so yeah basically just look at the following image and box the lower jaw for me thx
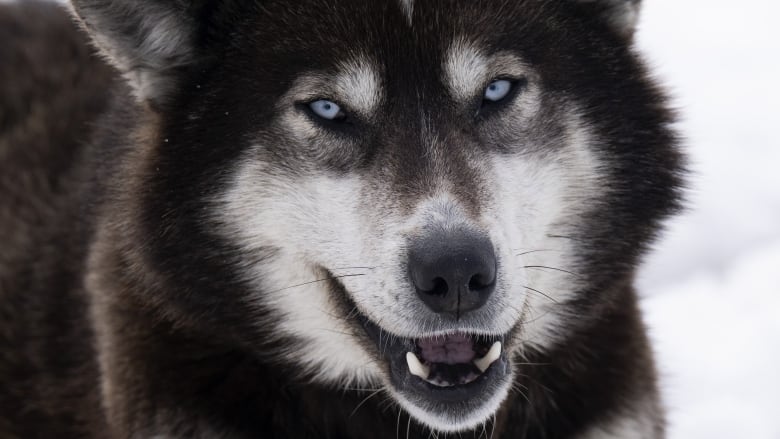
[390,354,511,403]
[390,359,514,433]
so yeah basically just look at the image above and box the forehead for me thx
[245,0,550,69]
[238,0,556,109]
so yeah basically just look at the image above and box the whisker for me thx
[511,381,531,394]
[518,309,554,326]
[511,384,532,405]
[267,273,366,295]
[515,371,554,395]
[514,249,559,257]
[346,306,362,320]
[546,234,584,243]
[349,388,384,418]
[396,407,402,439]
[522,265,580,277]
[378,395,397,412]
[311,328,355,337]
[330,266,378,271]
[522,285,559,304]
[341,386,383,392]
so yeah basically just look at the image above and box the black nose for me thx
[408,230,497,317]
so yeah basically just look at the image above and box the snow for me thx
[635,1,780,437]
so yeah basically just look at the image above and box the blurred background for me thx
[2,0,778,436]
[635,0,780,437]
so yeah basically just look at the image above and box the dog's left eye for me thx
[483,79,513,102]
[308,99,346,121]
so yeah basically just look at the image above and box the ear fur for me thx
[574,0,642,38]
[69,0,200,105]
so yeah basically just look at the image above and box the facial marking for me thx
[334,57,383,117]
[284,55,382,124]
[220,163,378,385]
[444,39,490,102]
[444,38,533,106]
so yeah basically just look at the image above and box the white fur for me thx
[444,39,490,102]
[221,166,379,385]
[503,116,607,351]
[334,57,383,116]
[284,56,382,120]
[394,382,511,433]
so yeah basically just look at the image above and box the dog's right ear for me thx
[572,0,642,38]
[70,0,204,106]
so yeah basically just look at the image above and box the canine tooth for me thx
[473,341,502,373]
[406,352,430,380]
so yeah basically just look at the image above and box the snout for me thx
[344,227,511,428]
[408,229,497,317]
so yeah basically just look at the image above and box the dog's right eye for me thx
[308,99,347,121]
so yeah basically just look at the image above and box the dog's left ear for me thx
[573,0,642,38]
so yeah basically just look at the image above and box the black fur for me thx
[0,0,683,437]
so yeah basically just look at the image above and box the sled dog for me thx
[0,0,683,437]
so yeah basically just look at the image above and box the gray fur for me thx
[576,0,643,36]
[69,0,197,103]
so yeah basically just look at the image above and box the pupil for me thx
[323,103,332,110]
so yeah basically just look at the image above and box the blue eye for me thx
[309,99,345,120]
[483,79,513,102]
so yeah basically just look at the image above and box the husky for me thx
[0,0,683,437]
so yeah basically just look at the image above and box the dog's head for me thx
[74,0,681,432]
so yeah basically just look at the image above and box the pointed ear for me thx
[574,0,642,38]
[69,0,203,106]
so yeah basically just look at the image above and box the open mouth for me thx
[358,314,511,406]
[325,273,513,427]
[406,334,503,387]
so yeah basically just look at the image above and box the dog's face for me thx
[73,0,681,432]
[218,12,599,429]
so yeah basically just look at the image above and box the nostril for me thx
[468,273,494,292]
[429,277,448,296]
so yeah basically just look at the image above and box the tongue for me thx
[417,334,476,364]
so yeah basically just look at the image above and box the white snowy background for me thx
[4,0,778,436]
[635,1,780,437]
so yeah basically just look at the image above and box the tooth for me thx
[406,352,430,380]
[474,341,502,373]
